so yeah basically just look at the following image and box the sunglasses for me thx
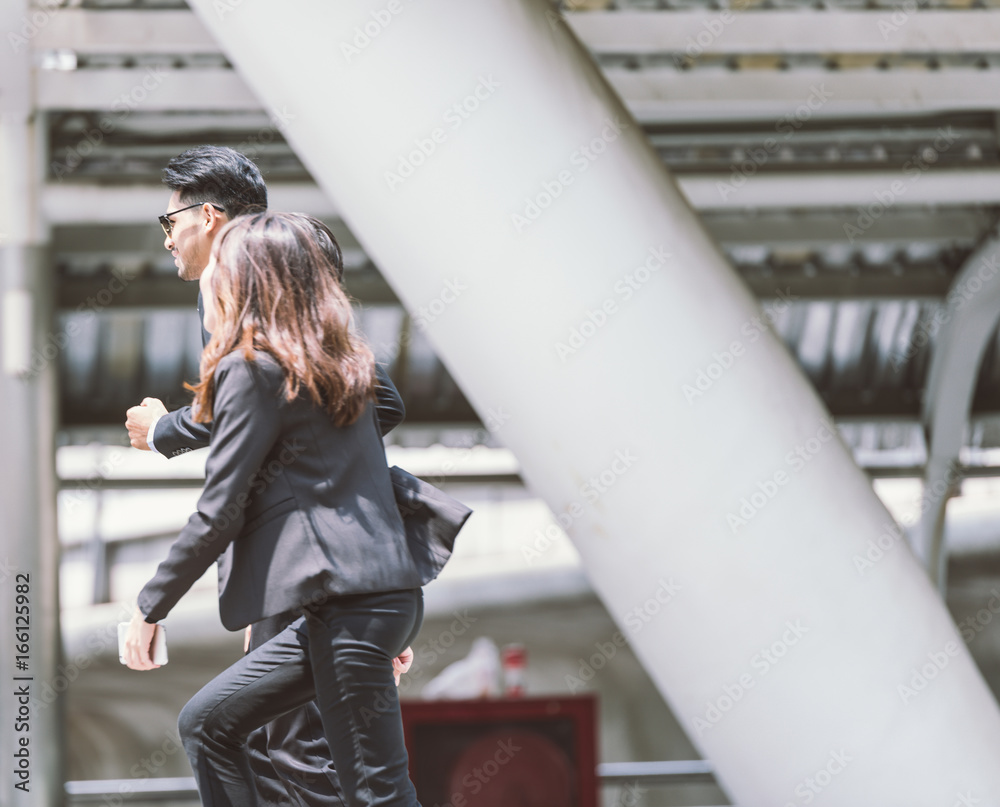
[159,202,225,237]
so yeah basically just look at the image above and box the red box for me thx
[401,695,598,807]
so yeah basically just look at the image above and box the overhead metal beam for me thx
[742,265,953,300]
[56,268,398,310]
[37,64,1000,123]
[33,9,1000,57]
[30,10,1000,122]
[42,183,333,224]
[683,168,1000,210]
[34,10,216,54]
[36,68,259,112]
[54,263,953,310]
[566,10,1000,55]
[706,209,989,249]
[40,170,1000,223]
[57,275,198,310]
[605,67,1000,122]
[50,210,990,253]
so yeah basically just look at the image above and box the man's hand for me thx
[126,397,168,450]
[393,646,414,686]
[123,605,161,671]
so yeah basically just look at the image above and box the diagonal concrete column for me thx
[188,0,1000,802]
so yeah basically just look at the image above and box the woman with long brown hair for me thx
[122,211,424,806]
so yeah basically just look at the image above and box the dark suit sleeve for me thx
[152,405,212,458]
[151,291,212,457]
[374,362,405,437]
[137,357,282,623]
[153,364,399,456]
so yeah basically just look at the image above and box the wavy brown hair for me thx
[188,212,375,425]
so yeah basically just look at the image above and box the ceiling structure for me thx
[28,0,1000,476]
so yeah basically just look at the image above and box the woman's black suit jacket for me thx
[137,350,425,631]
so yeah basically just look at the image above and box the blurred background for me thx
[6,0,1000,805]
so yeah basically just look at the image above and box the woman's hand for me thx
[392,646,414,686]
[244,625,252,653]
[123,605,162,671]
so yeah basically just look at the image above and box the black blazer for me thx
[137,350,424,630]
[153,362,404,457]
[152,291,405,457]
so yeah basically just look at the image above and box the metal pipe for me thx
[915,235,1000,592]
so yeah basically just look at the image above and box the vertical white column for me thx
[188,0,1000,802]
[0,3,63,804]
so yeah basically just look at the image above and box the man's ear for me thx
[204,204,228,234]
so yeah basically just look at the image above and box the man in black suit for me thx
[125,146,404,806]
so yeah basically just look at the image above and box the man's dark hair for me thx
[162,146,267,219]
[304,215,345,285]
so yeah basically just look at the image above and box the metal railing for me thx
[66,761,727,803]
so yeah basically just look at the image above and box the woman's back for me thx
[208,349,423,630]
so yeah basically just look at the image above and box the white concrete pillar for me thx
[0,4,64,804]
[187,0,1000,802]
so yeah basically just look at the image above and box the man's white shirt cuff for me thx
[147,416,162,455]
